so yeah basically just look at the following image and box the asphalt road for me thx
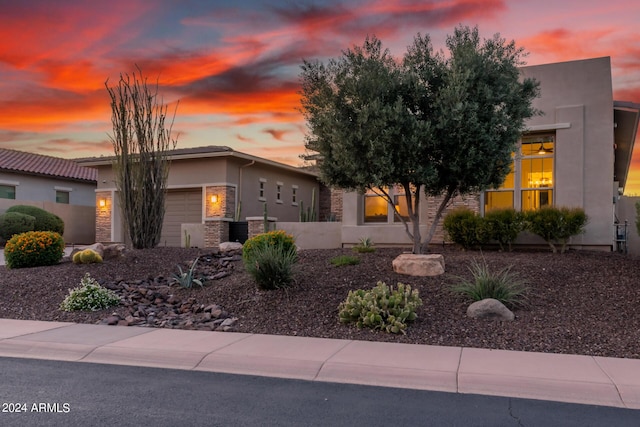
[1,357,638,426]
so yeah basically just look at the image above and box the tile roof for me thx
[0,148,97,182]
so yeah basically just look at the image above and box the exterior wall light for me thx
[99,199,106,207]
[210,195,219,203]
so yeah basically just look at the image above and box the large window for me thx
[364,186,412,223]
[485,133,554,212]
[0,184,16,199]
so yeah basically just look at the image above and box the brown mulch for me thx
[1,246,639,359]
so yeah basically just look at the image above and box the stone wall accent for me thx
[247,216,277,238]
[204,219,230,248]
[205,185,236,219]
[425,193,480,243]
[96,191,112,243]
[319,185,343,222]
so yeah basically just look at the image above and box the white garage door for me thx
[160,189,202,247]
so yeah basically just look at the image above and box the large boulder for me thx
[219,241,243,252]
[103,244,126,260]
[467,298,514,321]
[392,253,445,276]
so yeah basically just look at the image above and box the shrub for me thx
[338,281,422,334]
[244,243,297,290]
[524,206,588,253]
[72,249,103,264]
[242,230,296,263]
[484,208,525,252]
[0,211,35,241]
[352,237,376,253]
[4,231,65,269]
[60,273,121,311]
[171,257,203,288]
[6,205,64,235]
[443,207,489,250]
[451,258,528,308]
[331,255,360,266]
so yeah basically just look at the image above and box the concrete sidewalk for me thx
[0,319,639,409]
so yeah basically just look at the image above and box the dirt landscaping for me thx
[1,245,639,359]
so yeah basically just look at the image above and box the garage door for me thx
[160,189,202,247]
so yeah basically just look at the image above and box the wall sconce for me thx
[99,199,106,208]
[210,194,219,203]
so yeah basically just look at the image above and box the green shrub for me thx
[451,258,528,308]
[0,211,35,241]
[331,255,360,266]
[244,243,297,290]
[6,205,64,235]
[524,206,588,253]
[242,230,296,263]
[4,231,65,269]
[338,281,422,334]
[484,208,525,252]
[443,207,489,250]
[72,249,103,264]
[60,273,120,311]
[352,237,376,253]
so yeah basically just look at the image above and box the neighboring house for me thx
[338,57,640,251]
[77,146,320,247]
[0,148,97,244]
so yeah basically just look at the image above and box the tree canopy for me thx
[300,26,540,253]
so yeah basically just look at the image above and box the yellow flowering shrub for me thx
[242,230,295,261]
[4,231,65,269]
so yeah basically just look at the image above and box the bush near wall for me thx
[524,206,588,254]
[242,230,297,290]
[442,207,489,250]
[6,205,64,235]
[0,212,36,242]
[4,231,65,269]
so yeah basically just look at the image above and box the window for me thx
[364,186,413,223]
[292,185,298,205]
[0,184,16,199]
[276,182,283,203]
[485,133,555,212]
[259,178,266,201]
[56,190,70,204]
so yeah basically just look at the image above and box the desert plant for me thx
[352,236,376,253]
[338,281,422,334]
[60,273,121,311]
[524,206,588,253]
[72,249,103,264]
[171,257,203,288]
[242,230,296,262]
[244,243,297,290]
[451,258,528,308]
[443,207,489,250]
[484,208,525,252]
[4,231,65,269]
[330,255,360,266]
[0,211,35,241]
[183,230,191,248]
[299,188,317,222]
[6,205,64,235]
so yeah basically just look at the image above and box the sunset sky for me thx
[1,1,639,191]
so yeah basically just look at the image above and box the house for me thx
[77,146,320,247]
[337,57,640,251]
[0,148,97,244]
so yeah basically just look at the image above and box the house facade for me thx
[337,57,640,251]
[78,146,319,247]
[0,148,97,244]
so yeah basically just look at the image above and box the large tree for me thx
[300,26,539,253]
[105,69,178,249]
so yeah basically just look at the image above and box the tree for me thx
[105,69,177,249]
[300,26,539,253]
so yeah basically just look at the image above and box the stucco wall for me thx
[275,222,342,249]
[0,172,96,206]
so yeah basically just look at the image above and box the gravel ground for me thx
[1,245,639,359]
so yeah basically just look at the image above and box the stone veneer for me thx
[204,219,231,248]
[247,216,277,238]
[95,191,112,243]
[205,185,236,219]
[319,185,343,222]
[426,193,481,242]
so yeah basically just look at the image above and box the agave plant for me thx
[171,257,203,288]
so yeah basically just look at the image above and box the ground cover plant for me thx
[1,246,640,359]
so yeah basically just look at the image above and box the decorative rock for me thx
[219,241,243,252]
[103,244,126,260]
[467,298,515,321]
[392,253,445,276]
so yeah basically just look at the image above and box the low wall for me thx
[275,222,342,249]
[615,196,640,255]
[0,200,95,244]
[181,223,205,248]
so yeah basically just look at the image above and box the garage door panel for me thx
[160,190,202,247]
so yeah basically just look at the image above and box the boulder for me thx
[103,244,126,260]
[392,253,445,276]
[219,241,243,252]
[467,298,514,321]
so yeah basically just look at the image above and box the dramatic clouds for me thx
[0,0,639,189]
